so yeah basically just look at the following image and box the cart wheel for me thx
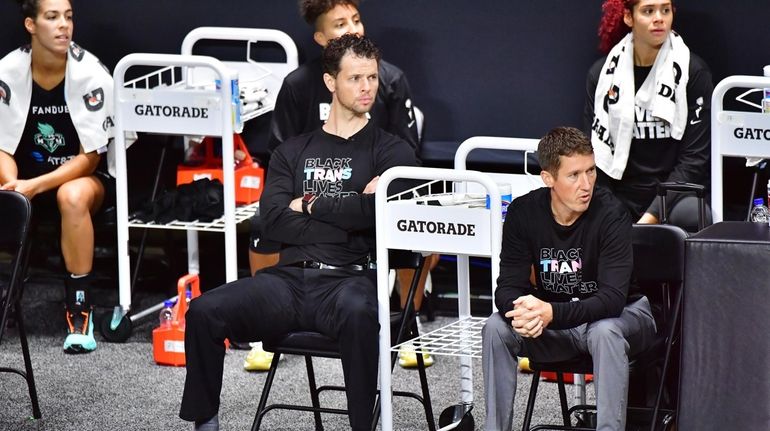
[438,404,475,431]
[99,312,132,343]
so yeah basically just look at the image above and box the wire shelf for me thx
[128,201,259,232]
[391,316,487,359]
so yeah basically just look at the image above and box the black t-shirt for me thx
[268,57,419,155]
[495,186,636,330]
[584,54,713,220]
[261,121,418,266]
[16,80,81,179]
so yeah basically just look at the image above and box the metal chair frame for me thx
[0,190,41,419]
[251,251,435,431]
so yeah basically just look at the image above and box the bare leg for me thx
[57,176,104,275]
[398,253,440,311]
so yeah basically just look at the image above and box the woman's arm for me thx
[1,146,100,199]
[0,150,18,185]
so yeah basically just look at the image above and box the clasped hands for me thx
[505,294,553,338]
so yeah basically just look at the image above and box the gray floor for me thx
[0,276,585,431]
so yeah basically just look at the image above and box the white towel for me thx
[0,42,133,176]
[591,32,690,179]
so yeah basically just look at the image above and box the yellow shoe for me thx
[519,357,532,373]
[397,343,434,369]
[243,345,275,371]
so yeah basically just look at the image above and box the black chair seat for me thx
[263,331,338,357]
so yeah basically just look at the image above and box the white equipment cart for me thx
[105,28,297,341]
[375,137,542,430]
[711,74,770,222]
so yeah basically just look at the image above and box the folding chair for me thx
[0,190,41,419]
[252,250,435,431]
[521,223,688,431]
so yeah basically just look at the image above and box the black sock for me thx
[64,273,92,311]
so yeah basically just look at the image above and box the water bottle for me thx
[159,300,174,329]
[185,290,192,307]
[749,198,769,223]
[762,64,770,114]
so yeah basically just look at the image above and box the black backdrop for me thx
[2,1,768,141]
[1,0,768,211]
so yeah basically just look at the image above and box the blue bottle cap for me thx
[754,198,764,206]
[163,300,174,308]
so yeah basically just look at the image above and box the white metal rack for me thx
[108,28,297,337]
[711,74,770,222]
[375,137,541,430]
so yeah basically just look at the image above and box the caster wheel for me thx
[438,404,474,431]
[100,311,132,342]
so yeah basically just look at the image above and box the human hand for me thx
[504,295,553,338]
[363,176,379,194]
[1,179,39,199]
[637,212,659,224]
[289,196,303,212]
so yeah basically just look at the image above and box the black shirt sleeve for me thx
[267,79,303,153]
[646,55,713,217]
[494,200,535,318]
[584,58,604,137]
[260,145,348,245]
[383,69,419,153]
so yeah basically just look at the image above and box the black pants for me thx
[179,266,379,431]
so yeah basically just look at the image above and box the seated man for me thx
[246,0,434,371]
[179,34,418,431]
[482,127,657,431]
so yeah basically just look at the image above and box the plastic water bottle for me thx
[159,300,174,329]
[762,64,770,113]
[749,198,769,223]
[185,290,192,307]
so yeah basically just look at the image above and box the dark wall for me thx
[2,1,768,144]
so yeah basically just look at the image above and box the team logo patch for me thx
[69,42,84,61]
[0,80,10,105]
[34,123,65,153]
[83,88,104,112]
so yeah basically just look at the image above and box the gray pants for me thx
[482,297,656,431]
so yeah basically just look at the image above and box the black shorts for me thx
[30,171,115,224]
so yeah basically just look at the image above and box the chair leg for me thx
[305,355,324,431]
[556,373,571,426]
[650,287,684,431]
[521,370,541,431]
[415,345,436,431]
[15,304,41,419]
[251,352,283,431]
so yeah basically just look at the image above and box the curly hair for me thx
[537,127,593,175]
[597,0,676,53]
[322,33,380,77]
[298,0,360,26]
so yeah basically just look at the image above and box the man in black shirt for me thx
[180,34,418,431]
[247,0,431,372]
[482,127,656,431]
